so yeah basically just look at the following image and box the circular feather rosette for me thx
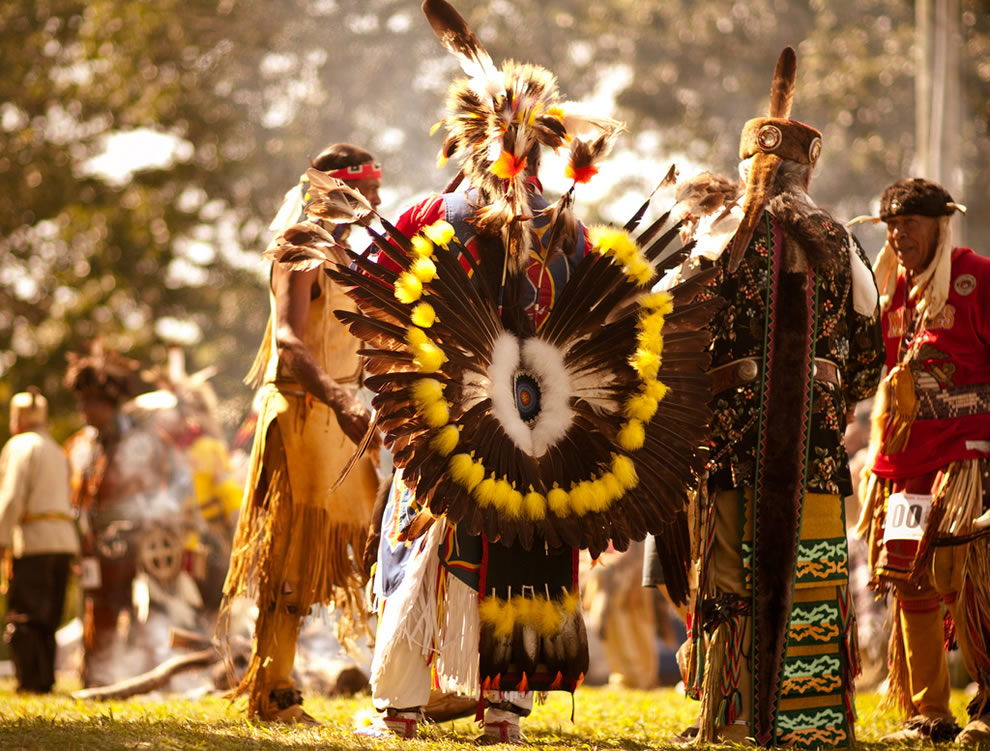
[323,199,719,593]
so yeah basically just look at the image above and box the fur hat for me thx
[871,177,966,318]
[879,178,960,220]
[728,47,821,272]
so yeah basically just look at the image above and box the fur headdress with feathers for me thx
[728,46,822,272]
[424,0,624,272]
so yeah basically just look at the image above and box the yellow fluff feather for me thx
[547,485,570,516]
[406,326,427,347]
[523,490,547,520]
[411,257,438,283]
[630,348,661,380]
[411,235,434,259]
[492,478,514,511]
[569,480,592,516]
[411,302,437,328]
[640,291,674,314]
[475,475,497,507]
[600,472,623,503]
[430,425,460,456]
[450,453,481,491]
[505,487,524,519]
[394,272,423,304]
[624,393,659,422]
[412,378,444,406]
[612,454,639,489]
[422,400,450,428]
[423,220,455,248]
[643,379,669,402]
[413,341,446,373]
[618,419,646,451]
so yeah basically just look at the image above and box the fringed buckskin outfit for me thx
[224,273,378,719]
[221,237,379,720]
[857,178,990,743]
[685,48,884,749]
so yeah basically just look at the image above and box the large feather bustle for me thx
[316,214,716,560]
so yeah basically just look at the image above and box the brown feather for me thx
[768,46,797,119]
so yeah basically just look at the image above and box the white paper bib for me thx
[882,492,933,544]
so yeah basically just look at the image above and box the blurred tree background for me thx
[2,0,988,445]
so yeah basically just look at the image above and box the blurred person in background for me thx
[856,177,990,745]
[217,141,381,724]
[0,388,80,693]
[65,343,194,688]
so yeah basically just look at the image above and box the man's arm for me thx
[272,263,370,444]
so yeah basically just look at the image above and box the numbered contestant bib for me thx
[882,492,933,544]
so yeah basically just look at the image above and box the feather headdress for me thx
[269,174,721,605]
[424,0,624,273]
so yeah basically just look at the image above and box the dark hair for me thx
[312,143,376,172]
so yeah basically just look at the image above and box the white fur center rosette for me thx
[488,332,574,458]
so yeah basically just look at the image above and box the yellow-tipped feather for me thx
[624,393,659,422]
[422,400,450,428]
[394,272,423,304]
[423,220,455,248]
[523,490,547,520]
[450,452,481,491]
[431,425,460,456]
[411,302,437,328]
[618,419,646,451]
[569,480,592,516]
[411,257,438,283]
[411,235,434,259]
[630,348,661,380]
[643,379,669,402]
[475,475,498,507]
[547,485,569,516]
[612,454,639,489]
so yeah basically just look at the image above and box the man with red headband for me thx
[857,177,990,745]
[219,143,382,724]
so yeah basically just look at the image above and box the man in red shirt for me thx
[858,178,990,744]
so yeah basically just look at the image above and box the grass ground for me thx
[0,679,977,751]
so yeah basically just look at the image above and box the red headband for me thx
[328,161,382,181]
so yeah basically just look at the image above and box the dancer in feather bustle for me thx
[676,48,883,747]
[266,0,717,741]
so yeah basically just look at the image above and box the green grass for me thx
[0,680,976,750]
